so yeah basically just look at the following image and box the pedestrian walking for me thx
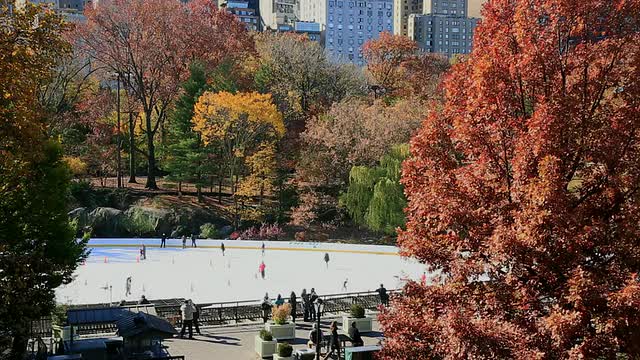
[221,242,225,256]
[259,261,266,279]
[191,234,197,248]
[323,321,341,360]
[301,288,310,322]
[324,252,330,268]
[160,233,166,248]
[376,284,389,306]
[189,300,201,335]
[179,300,194,339]
[125,276,132,297]
[181,235,187,249]
[261,293,272,324]
[289,291,297,323]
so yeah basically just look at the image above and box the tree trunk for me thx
[128,112,137,183]
[10,321,28,360]
[218,177,223,204]
[178,181,182,197]
[145,112,158,190]
[197,185,203,203]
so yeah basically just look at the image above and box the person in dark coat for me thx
[323,321,341,360]
[138,295,150,305]
[301,289,309,322]
[189,299,201,335]
[221,242,225,256]
[309,288,318,321]
[191,234,197,248]
[289,291,297,323]
[376,284,389,306]
[160,233,166,248]
[324,252,330,268]
[275,294,284,307]
[348,322,364,347]
[261,293,272,323]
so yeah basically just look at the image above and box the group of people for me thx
[308,320,364,359]
[260,288,320,324]
[158,233,200,249]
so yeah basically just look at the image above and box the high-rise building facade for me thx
[393,0,422,37]
[299,0,394,65]
[408,0,477,56]
[225,1,261,31]
[259,0,298,30]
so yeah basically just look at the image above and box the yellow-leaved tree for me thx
[192,91,284,224]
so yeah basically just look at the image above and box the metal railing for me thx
[31,289,399,338]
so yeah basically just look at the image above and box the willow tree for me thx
[342,144,409,235]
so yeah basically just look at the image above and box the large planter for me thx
[255,334,277,358]
[265,322,296,340]
[273,355,293,360]
[342,316,373,333]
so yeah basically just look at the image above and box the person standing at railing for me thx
[376,284,389,306]
[261,293,272,323]
[289,291,297,323]
[189,299,201,335]
[179,300,194,339]
[309,288,318,321]
[301,288,310,322]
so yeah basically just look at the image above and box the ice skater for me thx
[160,233,166,248]
[259,261,266,279]
[126,277,132,296]
[324,252,330,268]
[221,242,225,256]
[261,242,265,255]
[342,278,348,291]
[142,244,147,260]
[181,235,187,249]
[191,234,197,248]
[420,272,427,285]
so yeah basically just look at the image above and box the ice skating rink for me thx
[55,239,425,305]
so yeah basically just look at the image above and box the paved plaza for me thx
[163,315,383,359]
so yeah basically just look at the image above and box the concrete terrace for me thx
[162,315,384,359]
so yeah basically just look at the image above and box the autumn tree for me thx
[380,0,640,358]
[193,91,284,225]
[1,4,87,358]
[77,0,251,189]
[362,32,450,99]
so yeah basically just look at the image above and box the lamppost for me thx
[315,298,324,360]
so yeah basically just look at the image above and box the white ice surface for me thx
[55,239,425,305]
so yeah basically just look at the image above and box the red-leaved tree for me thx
[380,0,640,358]
[77,0,251,189]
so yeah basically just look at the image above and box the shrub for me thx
[125,210,156,237]
[259,329,273,341]
[51,304,68,326]
[229,231,240,240]
[277,342,293,357]
[69,180,96,208]
[272,303,291,325]
[199,223,218,239]
[259,223,284,240]
[350,304,365,318]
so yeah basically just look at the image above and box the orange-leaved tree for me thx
[380,0,640,359]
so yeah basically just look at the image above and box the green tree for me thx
[164,62,209,199]
[341,144,409,235]
[1,4,87,358]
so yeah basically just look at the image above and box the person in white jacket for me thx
[179,300,195,339]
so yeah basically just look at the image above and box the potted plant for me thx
[273,342,294,360]
[342,304,372,333]
[265,303,296,340]
[255,329,277,358]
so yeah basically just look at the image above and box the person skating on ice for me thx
[259,261,266,279]
[191,234,197,248]
[125,276,132,297]
[160,233,166,248]
[181,235,187,249]
[324,252,330,268]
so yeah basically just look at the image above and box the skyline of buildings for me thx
[18,0,486,65]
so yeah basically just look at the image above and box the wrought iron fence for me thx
[31,289,400,337]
